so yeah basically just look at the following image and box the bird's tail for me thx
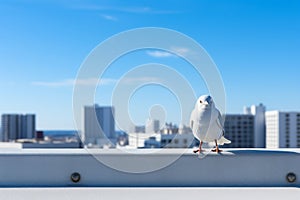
[217,136,231,145]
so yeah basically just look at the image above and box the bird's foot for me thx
[211,148,222,153]
[193,149,204,153]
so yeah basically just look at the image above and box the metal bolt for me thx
[286,172,296,183]
[71,172,81,183]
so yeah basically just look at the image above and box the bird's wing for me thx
[216,111,225,136]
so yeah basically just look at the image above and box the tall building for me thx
[83,105,115,146]
[20,114,35,139]
[129,125,145,133]
[265,111,300,148]
[145,119,160,133]
[1,114,36,142]
[224,104,266,148]
[224,114,254,148]
[251,104,266,148]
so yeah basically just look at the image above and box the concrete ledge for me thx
[0,188,299,200]
[0,149,299,187]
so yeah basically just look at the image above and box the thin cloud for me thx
[170,46,190,56]
[101,14,118,21]
[32,78,117,87]
[146,50,174,58]
[147,47,191,58]
[72,4,180,15]
[32,77,163,87]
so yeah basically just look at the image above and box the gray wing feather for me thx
[216,111,225,136]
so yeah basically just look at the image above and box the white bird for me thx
[190,95,231,153]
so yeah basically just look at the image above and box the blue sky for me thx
[0,0,299,130]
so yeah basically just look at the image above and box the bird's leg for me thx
[193,141,203,153]
[199,141,203,153]
[212,140,222,153]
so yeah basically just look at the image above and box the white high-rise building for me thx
[224,104,266,148]
[1,114,36,142]
[250,104,266,148]
[265,111,300,148]
[84,105,115,146]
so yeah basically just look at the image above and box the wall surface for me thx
[0,148,299,187]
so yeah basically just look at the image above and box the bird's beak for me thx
[203,101,209,105]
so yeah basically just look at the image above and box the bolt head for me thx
[71,172,81,183]
[286,172,296,183]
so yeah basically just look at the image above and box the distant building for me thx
[248,104,266,148]
[265,111,300,148]
[224,114,254,148]
[127,132,158,148]
[145,119,160,133]
[224,104,266,148]
[161,123,178,134]
[1,114,35,142]
[178,124,192,134]
[144,136,161,148]
[160,132,194,148]
[143,123,194,148]
[130,125,145,133]
[83,105,116,147]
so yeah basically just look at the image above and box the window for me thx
[286,144,290,148]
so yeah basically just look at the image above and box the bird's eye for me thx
[200,100,203,103]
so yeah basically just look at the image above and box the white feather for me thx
[190,95,231,146]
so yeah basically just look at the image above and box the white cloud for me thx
[32,78,117,87]
[32,77,163,87]
[170,46,190,56]
[101,14,118,21]
[146,47,191,58]
[146,50,174,58]
[71,5,180,14]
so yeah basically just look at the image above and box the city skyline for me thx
[0,0,299,130]
[1,103,300,149]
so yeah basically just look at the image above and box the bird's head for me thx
[197,95,214,109]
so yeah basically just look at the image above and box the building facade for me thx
[160,133,195,148]
[244,104,266,147]
[127,132,158,148]
[84,105,115,146]
[224,114,254,148]
[224,104,266,148]
[145,119,160,133]
[1,114,36,142]
[265,111,300,148]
